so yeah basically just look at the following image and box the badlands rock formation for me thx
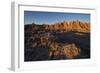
[24,21,90,61]
[45,21,90,32]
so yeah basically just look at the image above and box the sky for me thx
[24,11,90,25]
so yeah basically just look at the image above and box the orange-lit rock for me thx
[45,21,90,32]
[63,43,81,58]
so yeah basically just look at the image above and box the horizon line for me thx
[24,20,90,25]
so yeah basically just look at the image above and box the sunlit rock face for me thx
[45,21,90,32]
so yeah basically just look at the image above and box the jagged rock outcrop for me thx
[45,21,90,32]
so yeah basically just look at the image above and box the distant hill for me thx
[25,21,90,33]
[45,21,90,32]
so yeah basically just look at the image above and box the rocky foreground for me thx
[24,21,90,61]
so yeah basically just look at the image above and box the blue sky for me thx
[24,11,90,25]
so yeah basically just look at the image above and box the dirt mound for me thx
[63,43,81,58]
[48,43,81,59]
